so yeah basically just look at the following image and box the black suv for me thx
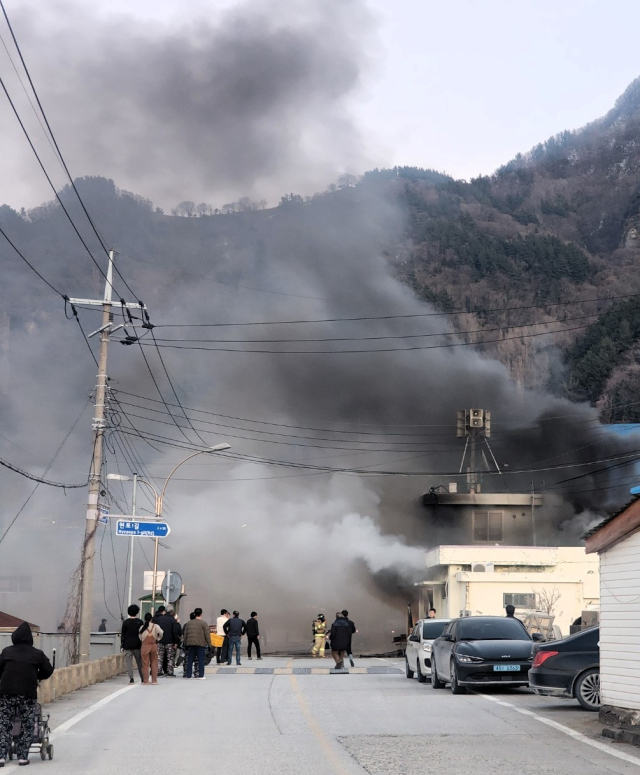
[431,616,534,694]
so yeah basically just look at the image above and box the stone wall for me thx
[38,653,125,704]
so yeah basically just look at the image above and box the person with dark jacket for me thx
[0,622,54,765]
[121,604,143,683]
[223,611,246,666]
[341,610,356,667]
[182,608,210,679]
[246,612,261,660]
[154,608,182,677]
[329,613,351,669]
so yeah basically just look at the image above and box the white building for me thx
[416,545,599,636]
[585,498,640,714]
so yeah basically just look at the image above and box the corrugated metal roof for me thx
[582,497,640,540]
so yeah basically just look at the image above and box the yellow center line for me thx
[288,672,353,775]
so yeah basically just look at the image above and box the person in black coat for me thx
[245,612,261,661]
[153,608,182,677]
[0,622,54,765]
[121,604,143,683]
[329,613,351,669]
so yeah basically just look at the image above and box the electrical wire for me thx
[154,291,640,329]
[147,312,600,345]
[0,224,64,297]
[0,397,91,548]
[114,425,640,479]
[138,322,593,354]
[0,0,141,300]
[0,456,88,488]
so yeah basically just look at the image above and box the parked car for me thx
[405,619,451,682]
[431,616,534,694]
[529,626,600,711]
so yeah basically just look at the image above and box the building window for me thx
[473,511,503,542]
[503,593,536,609]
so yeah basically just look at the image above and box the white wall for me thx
[600,530,640,711]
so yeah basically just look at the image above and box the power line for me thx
[114,425,640,479]
[0,398,91,548]
[154,292,640,329]
[0,456,88,488]
[114,389,640,443]
[138,322,593,354]
[0,224,64,297]
[0,74,123,295]
[0,0,140,301]
[147,313,600,345]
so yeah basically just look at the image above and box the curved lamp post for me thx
[151,443,231,608]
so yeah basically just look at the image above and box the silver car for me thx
[405,618,451,682]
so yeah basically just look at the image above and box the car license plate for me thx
[494,664,520,672]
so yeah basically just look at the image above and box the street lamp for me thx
[106,473,159,608]
[151,443,231,608]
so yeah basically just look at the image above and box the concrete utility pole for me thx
[71,250,145,663]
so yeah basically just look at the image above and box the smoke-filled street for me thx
[45,659,639,774]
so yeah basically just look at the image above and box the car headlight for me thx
[422,643,432,653]
[455,653,483,663]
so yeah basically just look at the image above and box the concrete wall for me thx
[37,653,125,704]
[0,632,120,667]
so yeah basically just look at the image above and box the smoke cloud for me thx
[0,0,377,209]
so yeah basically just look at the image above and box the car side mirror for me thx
[531,633,544,642]
[440,633,453,641]
[409,635,419,642]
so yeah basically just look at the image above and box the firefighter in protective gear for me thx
[311,614,327,657]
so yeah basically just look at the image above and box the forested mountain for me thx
[5,78,640,421]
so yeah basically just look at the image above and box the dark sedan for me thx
[431,616,533,694]
[529,626,600,711]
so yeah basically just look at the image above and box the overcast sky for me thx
[1,0,640,209]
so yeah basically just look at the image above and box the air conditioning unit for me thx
[472,562,495,573]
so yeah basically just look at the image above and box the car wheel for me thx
[450,660,467,694]
[574,668,600,711]
[417,658,427,683]
[405,656,415,679]
[431,656,445,689]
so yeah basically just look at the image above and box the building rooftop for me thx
[0,611,39,630]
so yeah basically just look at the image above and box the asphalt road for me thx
[35,656,640,774]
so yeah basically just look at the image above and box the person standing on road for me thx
[329,613,351,669]
[428,608,437,619]
[246,612,261,660]
[121,604,143,683]
[0,622,54,767]
[98,618,108,632]
[311,614,327,658]
[216,609,231,664]
[139,613,163,685]
[223,611,246,666]
[154,607,181,677]
[183,608,210,680]
[505,604,516,618]
[341,610,356,667]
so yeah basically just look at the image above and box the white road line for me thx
[477,692,640,767]
[49,684,137,741]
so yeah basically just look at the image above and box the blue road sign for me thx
[115,519,170,538]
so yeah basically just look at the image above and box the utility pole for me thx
[70,250,145,663]
[128,473,137,609]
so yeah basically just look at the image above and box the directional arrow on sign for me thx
[115,520,171,538]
